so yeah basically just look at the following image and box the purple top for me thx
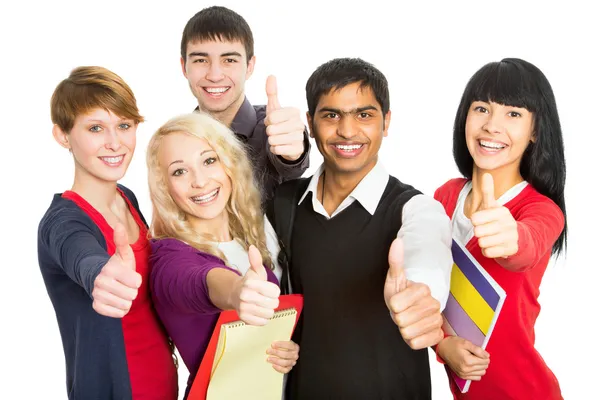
[149,238,279,392]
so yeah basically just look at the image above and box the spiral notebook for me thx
[188,294,304,400]
[207,308,297,400]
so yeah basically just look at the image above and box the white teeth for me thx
[205,87,229,93]
[191,189,218,203]
[479,140,506,149]
[100,156,123,164]
[335,144,362,151]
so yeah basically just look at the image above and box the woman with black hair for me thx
[434,58,566,400]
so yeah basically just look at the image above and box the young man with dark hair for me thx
[270,58,453,399]
[180,6,310,206]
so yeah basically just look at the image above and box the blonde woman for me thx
[147,112,300,398]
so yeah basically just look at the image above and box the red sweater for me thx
[63,190,178,399]
[434,178,564,400]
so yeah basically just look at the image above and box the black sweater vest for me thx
[286,176,431,400]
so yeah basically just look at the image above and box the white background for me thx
[0,0,597,399]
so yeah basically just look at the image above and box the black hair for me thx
[453,58,567,255]
[181,6,254,63]
[305,58,389,117]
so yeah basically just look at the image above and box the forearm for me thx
[495,204,564,271]
[206,268,242,310]
[399,195,453,309]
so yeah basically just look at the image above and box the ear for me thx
[52,125,70,150]
[245,55,256,80]
[383,110,392,137]
[306,111,314,138]
[180,57,187,79]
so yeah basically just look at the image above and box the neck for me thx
[200,94,245,128]
[189,212,231,242]
[71,165,119,212]
[319,158,378,215]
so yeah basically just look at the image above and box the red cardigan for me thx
[434,178,564,400]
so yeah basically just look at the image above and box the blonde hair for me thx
[51,66,144,133]
[147,112,272,269]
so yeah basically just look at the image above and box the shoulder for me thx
[382,176,422,212]
[276,176,311,195]
[386,176,421,195]
[149,238,225,268]
[117,184,137,203]
[434,178,468,200]
[38,195,98,243]
[511,186,565,226]
[117,184,143,213]
[253,104,267,122]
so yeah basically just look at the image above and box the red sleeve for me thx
[433,331,453,364]
[496,197,564,272]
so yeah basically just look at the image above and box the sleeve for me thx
[39,209,110,297]
[151,250,240,315]
[495,198,564,272]
[397,194,453,310]
[266,127,311,180]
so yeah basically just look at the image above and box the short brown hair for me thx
[180,6,254,64]
[51,66,144,133]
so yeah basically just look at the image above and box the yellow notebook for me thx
[206,308,298,400]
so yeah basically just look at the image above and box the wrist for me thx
[227,275,244,311]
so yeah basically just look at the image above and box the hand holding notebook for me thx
[188,294,304,400]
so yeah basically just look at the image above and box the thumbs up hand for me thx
[264,75,305,162]
[232,245,281,326]
[92,223,142,318]
[471,173,519,259]
[384,238,444,349]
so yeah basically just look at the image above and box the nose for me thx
[206,62,225,82]
[104,128,121,151]
[337,116,357,139]
[482,110,505,135]
[190,169,209,189]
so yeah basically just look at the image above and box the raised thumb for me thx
[113,223,134,269]
[247,245,267,280]
[387,238,407,292]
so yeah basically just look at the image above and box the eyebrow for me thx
[84,118,132,124]
[168,150,215,167]
[318,105,379,115]
[188,51,243,58]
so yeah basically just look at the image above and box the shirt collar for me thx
[193,96,256,138]
[230,97,257,138]
[298,160,389,215]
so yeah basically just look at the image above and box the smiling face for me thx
[159,131,232,228]
[181,39,255,123]
[307,82,390,177]
[465,100,534,177]
[53,108,136,184]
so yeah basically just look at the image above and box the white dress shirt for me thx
[298,161,453,309]
[213,216,283,282]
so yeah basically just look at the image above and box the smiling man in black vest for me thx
[270,58,453,399]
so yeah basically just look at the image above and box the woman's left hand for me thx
[266,340,300,373]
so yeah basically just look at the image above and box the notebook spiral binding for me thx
[224,308,297,329]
